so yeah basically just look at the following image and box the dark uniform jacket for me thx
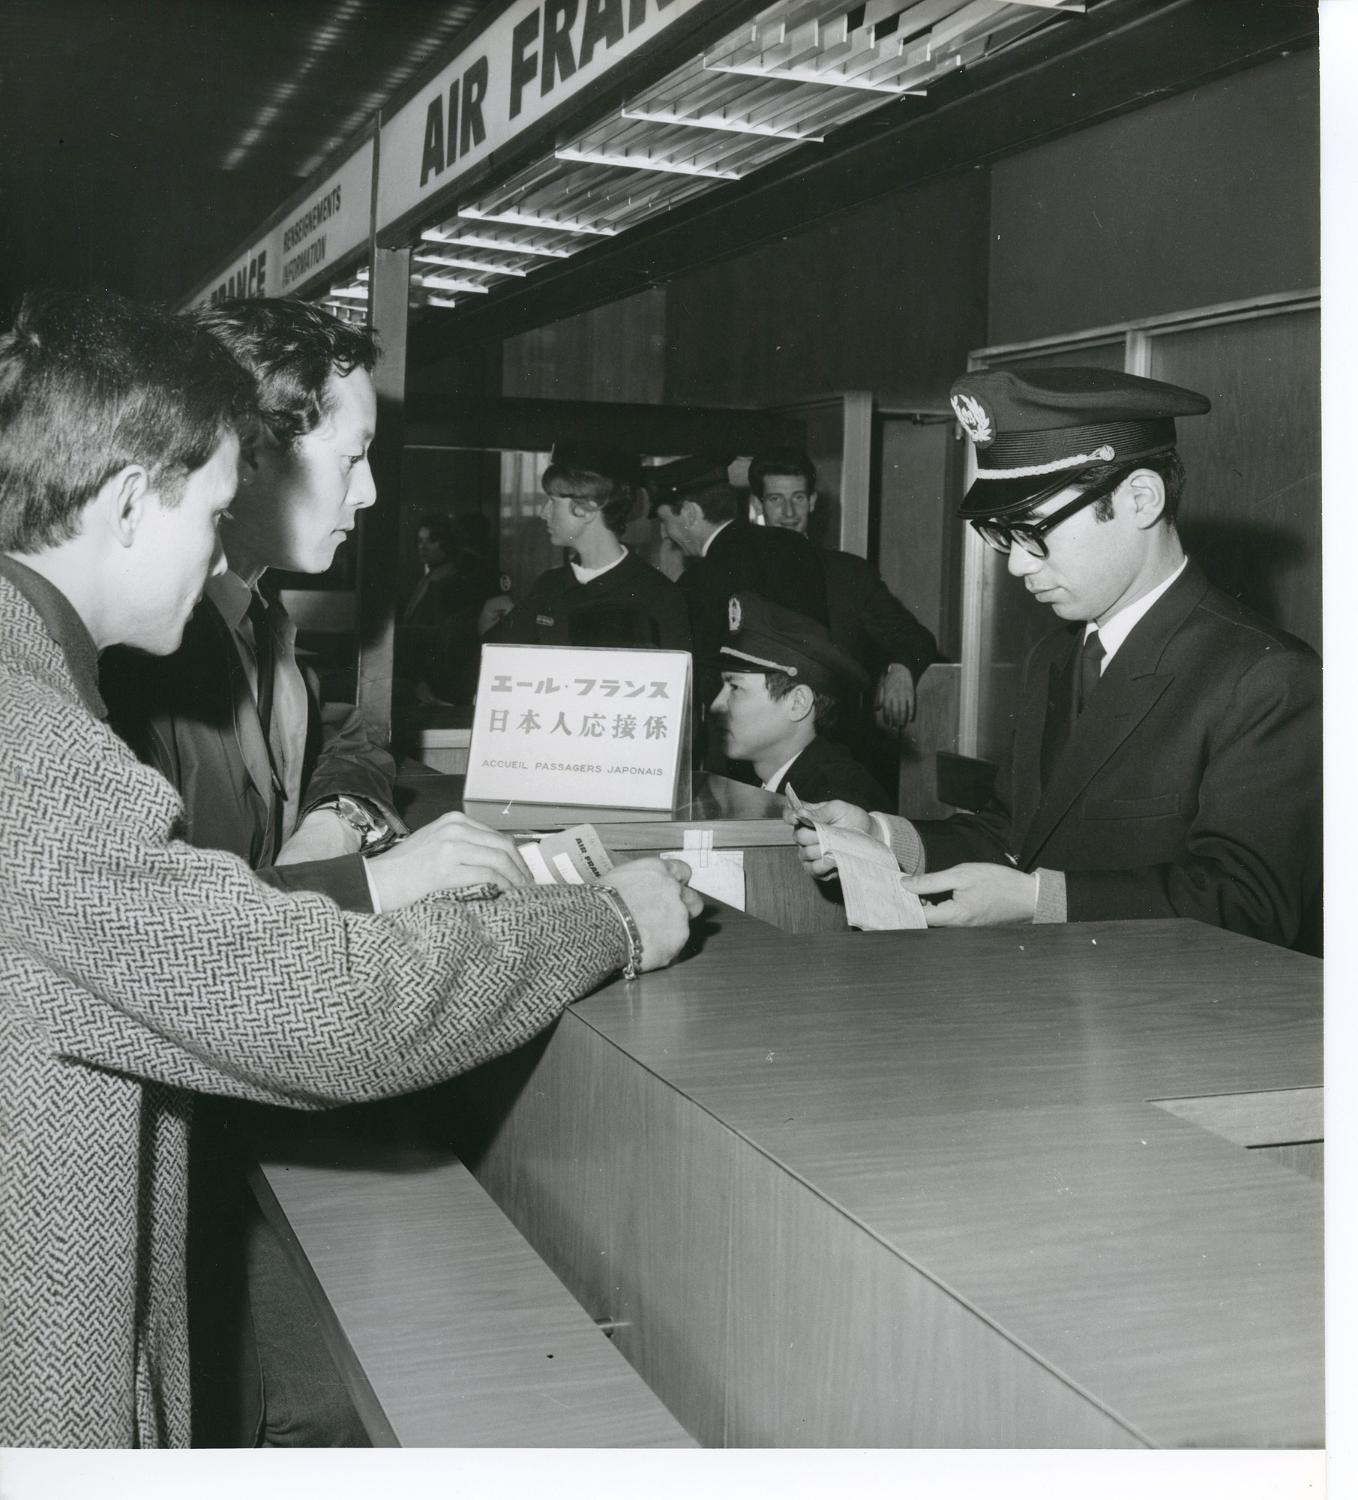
[821,548,940,684]
[771,733,894,813]
[102,595,399,912]
[895,563,1321,951]
[681,520,829,664]
[491,549,690,653]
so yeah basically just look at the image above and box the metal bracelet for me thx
[597,886,644,980]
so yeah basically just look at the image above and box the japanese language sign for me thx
[464,644,691,812]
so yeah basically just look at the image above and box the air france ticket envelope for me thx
[786,785,928,932]
[520,823,614,885]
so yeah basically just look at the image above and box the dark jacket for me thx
[821,548,940,684]
[905,563,1321,951]
[772,733,894,814]
[102,595,399,911]
[681,522,830,747]
[491,549,690,653]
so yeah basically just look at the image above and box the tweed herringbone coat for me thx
[0,572,626,1447]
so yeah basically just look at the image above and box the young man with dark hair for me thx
[714,592,891,811]
[0,288,699,1448]
[792,367,1321,953]
[489,440,689,650]
[748,446,940,729]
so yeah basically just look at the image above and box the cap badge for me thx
[951,392,994,447]
[728,596,742,632]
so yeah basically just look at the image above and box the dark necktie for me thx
[1074,628,1105,718]
[246,589,276,748]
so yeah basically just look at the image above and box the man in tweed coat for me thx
[0,289,699,1447]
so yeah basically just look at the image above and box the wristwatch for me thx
[314,795,401,856]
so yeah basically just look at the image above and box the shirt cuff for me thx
[1033,867,1067,924]
[363,856,384,915]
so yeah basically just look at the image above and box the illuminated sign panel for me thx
[182,138,375,309]
[377,0,703,231]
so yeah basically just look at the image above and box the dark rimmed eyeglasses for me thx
[969,465,1135,559]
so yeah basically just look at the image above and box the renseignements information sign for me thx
[464,644,691,812]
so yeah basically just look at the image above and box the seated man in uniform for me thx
[489,441,689,652]
[791,367,1321,953]
[713,592,892,813]
[0,288,700,1448]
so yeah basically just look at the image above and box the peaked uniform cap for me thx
[647,454,735,513]
[950,366,1211,518]
[719,591,867,696]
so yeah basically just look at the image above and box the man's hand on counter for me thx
[784,798,872,879]
[367,812,532,909]
[601,857,704,972]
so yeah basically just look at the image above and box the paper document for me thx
[520,824,614,885]
[786,784,928,933]
[680,829,745,910]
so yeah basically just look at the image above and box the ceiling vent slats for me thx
[402,0,1083,319]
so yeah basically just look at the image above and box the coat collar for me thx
[1014,561,1209,865]
[194,597,280,805]
[0,553,107,719]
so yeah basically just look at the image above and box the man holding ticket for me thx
[789,366,1320,953]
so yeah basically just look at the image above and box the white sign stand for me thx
[464,643,692,818]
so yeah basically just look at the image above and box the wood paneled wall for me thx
[502,287,668,404]
[662,171,990,409]
[987,50,1318,347]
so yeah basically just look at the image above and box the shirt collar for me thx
[205,568,256,631]
[760,749,802,795]
[570,548,629,584]
[1086,557,1188,662]
[701,520,733,558]
[0,552,107,718]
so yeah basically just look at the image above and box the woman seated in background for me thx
[487,442,690,653]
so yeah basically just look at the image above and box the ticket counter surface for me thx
[397,763,848,931]
[256,884,1321,1447]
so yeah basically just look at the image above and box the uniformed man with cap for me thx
[651,455,828,765]
[791,366,1321,953]
[714,592,892,812]
[488,440,690,651]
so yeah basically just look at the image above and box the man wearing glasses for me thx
[790,366,1321,953]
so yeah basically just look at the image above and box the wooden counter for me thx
[435,913,1322,1448]
[258,900,1322,1448]
[396,765,848,932]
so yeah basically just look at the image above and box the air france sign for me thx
[378,0,703,230]
[183,138,375,309]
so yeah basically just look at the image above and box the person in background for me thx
[748,447,940,732]
[0,287,701,1448]
[714,592,892,812]
[401,510,502,702]
[791,366,1320,953]
[489,441,690,653]
[652,455,829,767]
